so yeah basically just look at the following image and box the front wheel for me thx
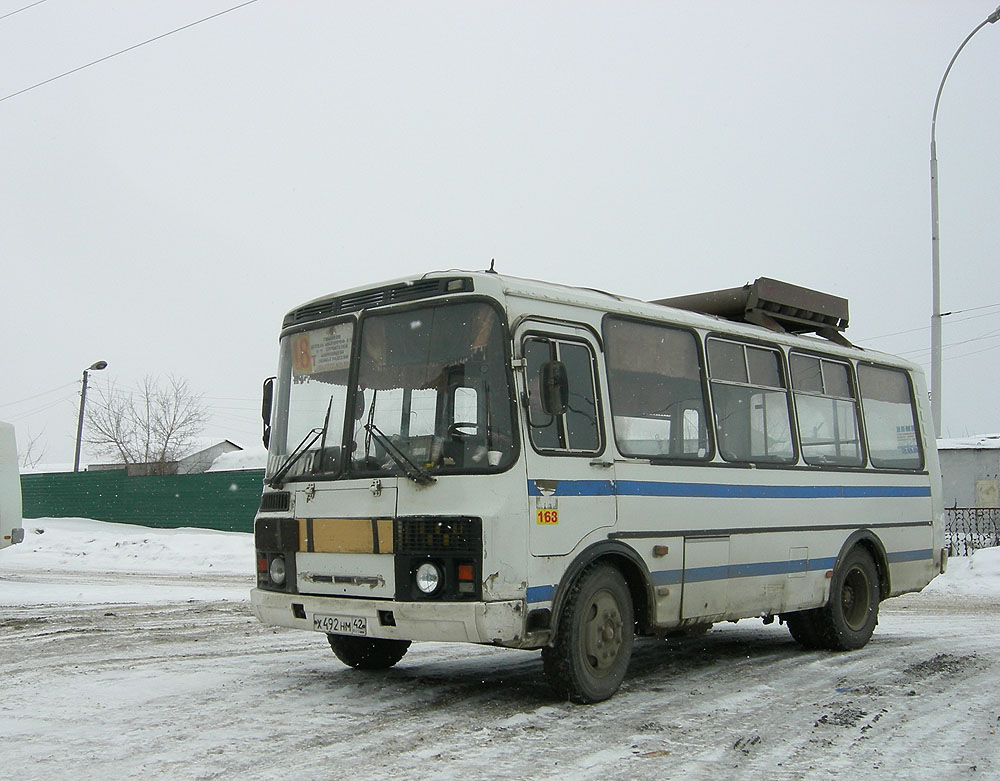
[542,564,634,704]
[327,634,411,670]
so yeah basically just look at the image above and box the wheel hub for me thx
[583,590,624,674]
[841,566,870,631]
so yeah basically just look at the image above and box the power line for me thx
[943,302,1000,318]
[857,307,1000,343]
[0,0,261,104]
[0,0,48,21]
[0,381,77,409]
[5,394,74,423]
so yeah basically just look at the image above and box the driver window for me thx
[523,335,601,454]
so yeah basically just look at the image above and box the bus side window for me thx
[857,364,923,470]
[523,336,601,453]
[708,339,795,464]
[790,354,863,466]
[603,317,711,460]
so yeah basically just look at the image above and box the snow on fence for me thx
[945,508,1000,557]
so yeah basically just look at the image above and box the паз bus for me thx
[250,272,944,703]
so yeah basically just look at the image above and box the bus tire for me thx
[542,563,634,704]
[327,634,411,670]
[784,611,823,649]
[812,547,880,651]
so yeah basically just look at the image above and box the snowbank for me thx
[924,545,1000,597]
[0,517,253,606]
[3,517,251,575]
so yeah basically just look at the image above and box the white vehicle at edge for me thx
[0,422,24,550]
[250,272,945,703]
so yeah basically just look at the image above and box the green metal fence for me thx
[20,470,264,533]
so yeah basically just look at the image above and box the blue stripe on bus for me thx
[527,479,931,499]
[528,480,616,497]
[887,548,934,563]
[525,550,932,603]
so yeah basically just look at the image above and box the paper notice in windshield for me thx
[292,324,352,376]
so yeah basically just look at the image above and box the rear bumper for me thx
[250,588,528,646]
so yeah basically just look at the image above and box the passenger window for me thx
[604,317,710,459]
[708,338,794,464]
[790,354,863,466]
[858,364,923,470]
[523,336,601,453]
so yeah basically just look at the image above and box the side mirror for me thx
[261,377,275,448]
[540,361,569,416]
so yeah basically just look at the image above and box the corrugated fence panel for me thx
[20,470,264,533]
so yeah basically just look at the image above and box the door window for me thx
[523,336,601,453]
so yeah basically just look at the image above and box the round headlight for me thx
[268,555,286,586]
[415,562,442,595]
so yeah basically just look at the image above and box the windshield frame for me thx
[267,314,357,484]
[268,295,520,484]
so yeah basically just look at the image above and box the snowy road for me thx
[2,521,999,780]
[3,586,999,780]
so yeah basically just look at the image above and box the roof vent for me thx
[651,277,851,347]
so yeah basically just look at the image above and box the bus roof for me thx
[284,269,920,374]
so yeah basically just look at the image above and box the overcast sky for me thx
[3,1,999,464]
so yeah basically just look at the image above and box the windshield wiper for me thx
[364,423,437,485]
[268,426,323,488]
[269,396,338,488]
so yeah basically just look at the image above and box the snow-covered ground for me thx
[2,518,999,780]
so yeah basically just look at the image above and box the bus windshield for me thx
[349,300,515,478]
[266,300,515,482]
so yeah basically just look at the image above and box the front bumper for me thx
[250,588,528,647]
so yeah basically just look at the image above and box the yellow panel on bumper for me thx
[250,588,527,646]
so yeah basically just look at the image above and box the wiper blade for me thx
[364,423,437,485]
[268,427,323,488]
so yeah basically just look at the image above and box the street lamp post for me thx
[929,4,1000,437]
[73,360,108,472]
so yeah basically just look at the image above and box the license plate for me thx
[313,613,368,636]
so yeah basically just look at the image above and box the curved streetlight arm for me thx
[929,4,1000,437]
[931,10,999,150]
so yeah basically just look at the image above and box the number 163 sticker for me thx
[536,497,559,525]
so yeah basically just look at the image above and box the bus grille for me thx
[259,491,291,513]
[395,516,481,555]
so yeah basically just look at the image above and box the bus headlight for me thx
[269,555,287,586]
[415,562,442,595]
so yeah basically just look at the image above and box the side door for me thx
[515,322,616,557]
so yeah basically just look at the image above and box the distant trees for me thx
[18,428,47,469]
[84,375,208,468]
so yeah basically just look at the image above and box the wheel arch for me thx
[549,540,654,638]
[833,529,891,601]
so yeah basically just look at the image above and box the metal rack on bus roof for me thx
[650,277,852,347]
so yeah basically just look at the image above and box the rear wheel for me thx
[542,564,634,703]
[808,547,881,651]
[327,634,411,669]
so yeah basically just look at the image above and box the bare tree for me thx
[84,375,208,468]
[18,427,47,469]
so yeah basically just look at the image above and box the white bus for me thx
[251,272,944,703]
[1,422,24,550]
